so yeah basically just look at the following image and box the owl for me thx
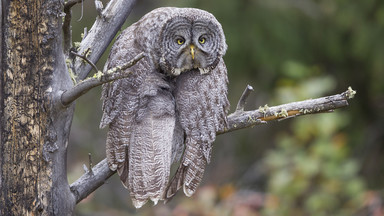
[100,7,229,208]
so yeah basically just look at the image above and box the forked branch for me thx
[73,0,138,80]
[70,159,113,204]
[220,86,357,134]
[69,87,356,203]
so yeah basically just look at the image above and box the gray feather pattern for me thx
[165,60,229,200]
[100,7,229,208]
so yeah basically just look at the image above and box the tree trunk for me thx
[0,0,75,214]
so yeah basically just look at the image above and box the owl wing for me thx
[100,28,178,208]
[165,59,230,200]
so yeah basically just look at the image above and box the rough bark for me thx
[0,0,75,214]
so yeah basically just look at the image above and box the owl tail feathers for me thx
[131,198,149,209]
[117,158,168,209]
[113,149,160,209]
[119,172,167,209]
[183,157,206,197]
[132,193,164,208]
[132,199,147,209]
[164,163,186,202]
[164,158,207,202]
[131,190,165,208]
[131,197,160,209]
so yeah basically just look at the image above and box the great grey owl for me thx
[100,7,229,208]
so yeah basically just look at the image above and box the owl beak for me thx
[190,45,195,60]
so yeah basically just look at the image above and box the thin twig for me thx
[69,87,356,204]
[82,164,89,173]
[95,0,104,18]
[71,49,99,74]
[63,0,84,55]
[77,0,84,21]
[88,153,93,176]
[60,52,145,106]
[235,85,254,112]
[83,27,88,40]
[115,52,145,71]
[64,0,83,10]
[70,159,114,204]
[73,0,138,80]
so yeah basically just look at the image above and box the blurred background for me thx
[68,0,384,215]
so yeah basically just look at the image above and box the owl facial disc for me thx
[159,15,226,76]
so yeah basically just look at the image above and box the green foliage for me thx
[263,112,365,215]
[261,75,365,215]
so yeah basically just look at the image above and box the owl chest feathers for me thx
[133,66,209,122]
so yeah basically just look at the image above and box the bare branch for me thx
[63,0,83,55]
[88,153,94,175]
[95,0,104,18]
[235,85,254,112]
[71,49,99,74]
[69,87,356,203]
[60,53,144,106]
[83,27,88,39]
[220,87,356,134]
[77,0,84,21]
[70,159,114,204]
[73,0,138,81]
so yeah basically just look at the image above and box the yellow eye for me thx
[177,38,185,45]
[199,37,206,44]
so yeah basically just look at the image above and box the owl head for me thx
[157,8,227,76]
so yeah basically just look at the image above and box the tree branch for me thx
[69,87,356,203]
[235,85,254,112]
[63,0,84,55]
[73,0,138,81]
[70,159,114,204]
[220,86,356,134]
[71,49,99,74]
[61,52,144,106]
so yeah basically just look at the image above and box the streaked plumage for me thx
[100,7,229,208]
